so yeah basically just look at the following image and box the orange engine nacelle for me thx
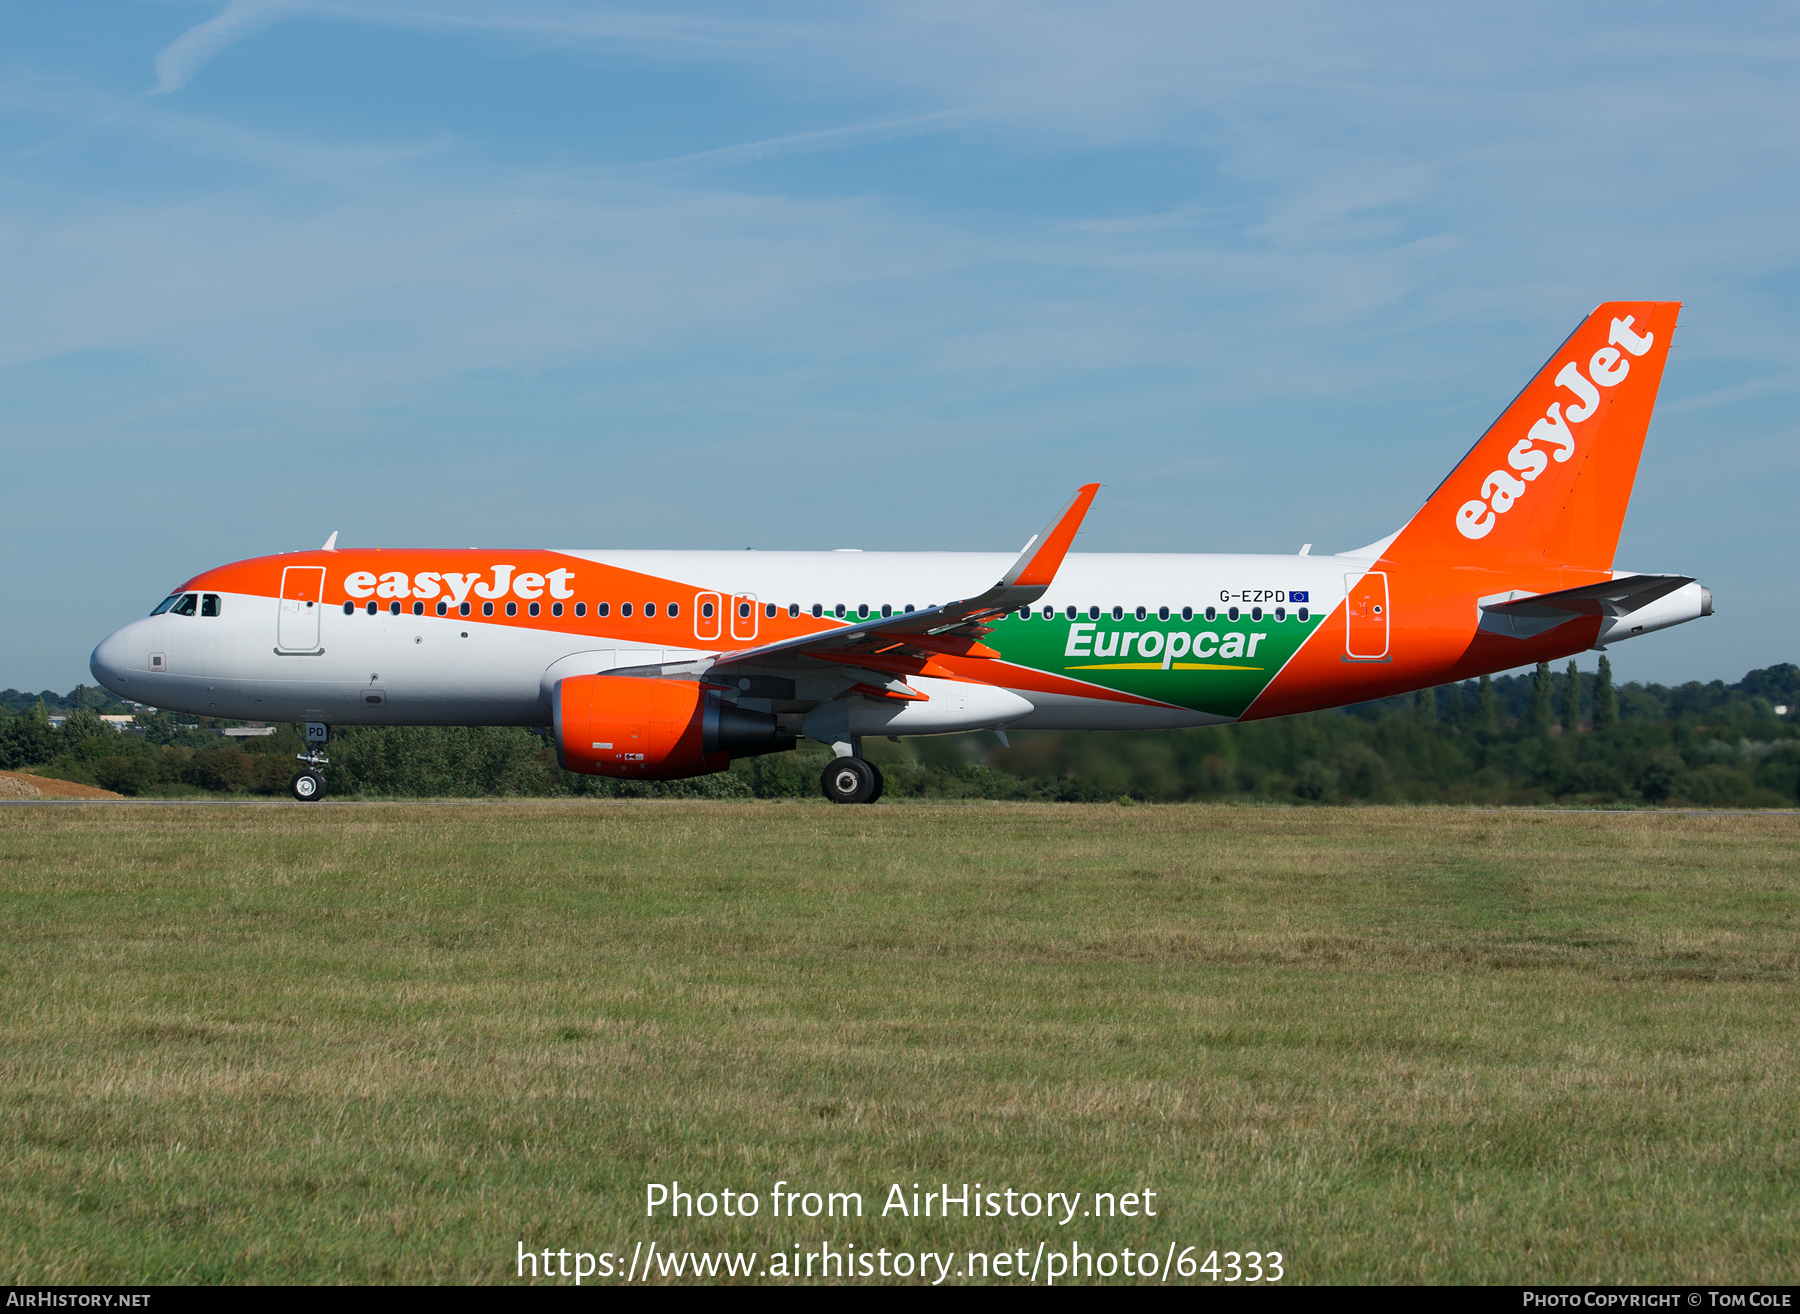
[553,674,795,780]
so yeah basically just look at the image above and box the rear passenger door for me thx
[1344,571,1389,660]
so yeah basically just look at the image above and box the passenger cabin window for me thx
[390,601,401,616]
[644,603,656,618]
[575,602,588,617]
[413,601,424,616]
[171,594,198,617]
[529,601,540,617]
[668,602,679,618]
[766,603,778,619]
[595,603,608,617]
[701,601,715,619]
[343,600,355,615]
[621,603,633,618]
[201,594,222,617]
[437,601,449,616]
[812,604,823,617]
[505,601,517,617]
[366,601,378,615]
[552,602,563,617]
[788,604,800,618]
[482,602,494,616]
[150,595,181,616]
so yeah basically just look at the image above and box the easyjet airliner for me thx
[90,302,1710,803]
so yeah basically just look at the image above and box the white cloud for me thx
[149,0,294,96]
[651,108,980,170]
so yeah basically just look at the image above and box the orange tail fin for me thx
[1386,301,1679,571]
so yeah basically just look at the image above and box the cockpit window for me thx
[170,593,198,617]
[150,595,180,616]
[201,594,222,617]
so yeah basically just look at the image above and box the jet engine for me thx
[553,674,795,779]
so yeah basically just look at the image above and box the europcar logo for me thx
[1454,315,1656,540]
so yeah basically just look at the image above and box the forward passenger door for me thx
[278,567,326,652]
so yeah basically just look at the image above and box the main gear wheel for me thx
[821,756,878,805]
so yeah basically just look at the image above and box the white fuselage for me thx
[90,549,1356,731]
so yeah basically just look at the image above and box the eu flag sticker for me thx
[1290,590,1309,603]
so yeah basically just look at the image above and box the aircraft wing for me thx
[705,483,1099,675]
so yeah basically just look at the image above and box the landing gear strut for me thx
[821,756,885,805]
[292,721,330,802]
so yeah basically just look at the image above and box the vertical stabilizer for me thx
[1385,301,1679,570]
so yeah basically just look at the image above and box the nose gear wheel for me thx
[290,744,330,801]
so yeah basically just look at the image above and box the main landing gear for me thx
[291,721,331,802]
[820,756,885,805]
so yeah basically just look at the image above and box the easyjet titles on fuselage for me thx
[344,566,578,606]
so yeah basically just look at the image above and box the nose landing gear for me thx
[291,721,331,802]
[290,767,327,801]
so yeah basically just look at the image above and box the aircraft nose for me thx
[90,623,139,699]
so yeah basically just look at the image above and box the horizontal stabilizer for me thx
[1478,574,1693,639]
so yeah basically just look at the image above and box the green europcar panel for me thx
[987,609,1324,719]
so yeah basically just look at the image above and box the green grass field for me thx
[1,801,1795,1285]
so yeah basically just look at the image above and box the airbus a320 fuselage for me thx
[90,302,1711,802]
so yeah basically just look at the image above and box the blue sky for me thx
[3,1,1796,693]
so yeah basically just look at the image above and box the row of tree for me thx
[3,661,1795,806]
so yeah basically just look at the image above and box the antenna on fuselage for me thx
[322,531,339,551]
